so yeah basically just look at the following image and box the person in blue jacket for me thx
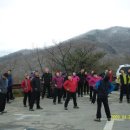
[93,75,115,122]
[7,70,14,103]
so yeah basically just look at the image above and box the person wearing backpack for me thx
[93,75,115,122]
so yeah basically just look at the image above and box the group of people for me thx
[20,68,115,122]
[1,67,129,122]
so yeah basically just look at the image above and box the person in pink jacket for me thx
[52,72,64,105]
[72,72,80,89]
[88,73,102,100]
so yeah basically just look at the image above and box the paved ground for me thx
[0,92,130,130]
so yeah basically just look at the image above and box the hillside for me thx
[65,26,130,55]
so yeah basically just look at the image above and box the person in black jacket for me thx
[42,68,52,99]
[93,75,115,122]
[78,69,85,97]
[30,71,43,111]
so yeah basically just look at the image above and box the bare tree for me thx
[45,41,105,73]
[45,42,72,74]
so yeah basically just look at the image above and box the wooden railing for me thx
[12,84,21,89]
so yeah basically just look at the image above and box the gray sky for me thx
[0,0,130,56]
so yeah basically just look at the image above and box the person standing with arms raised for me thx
[93,75,115,122]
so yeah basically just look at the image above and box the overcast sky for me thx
[0,0,130,56]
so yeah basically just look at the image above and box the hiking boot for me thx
[58,102,63,104]
[119,100,122,103]
[29,109,34,111]
[108,118,111,121]
[2,111,7,113]
[0,112,3,115]
[64,107,68,110]
[127,100,130,103]
[37,107,43,110]
[7,101,11,104]
[94,118,101,122]
[73,106,79,109]
[53,102,56,105]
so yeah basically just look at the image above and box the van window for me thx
[119,67,130,74]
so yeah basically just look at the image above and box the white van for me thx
[116,64,130,77]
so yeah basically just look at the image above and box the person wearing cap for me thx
[0,73,8,114]
[93,75,115,122]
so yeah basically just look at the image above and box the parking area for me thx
[0,92,130,130]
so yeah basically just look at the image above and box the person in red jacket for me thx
[21,73,32,107]
[64,74,79,110]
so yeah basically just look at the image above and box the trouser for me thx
[42,83,51,98]
[62,87,66,99]
[96,97,111,119]
[90,87,94,99]
[30,91,40,109]
[0,93,6,112]
[92,90,97,103]
[64,92,77,108]
[78,83,84,96]
[7,87,14,102]
[84,82,87,94]
[23,91,32,106]
[53,88,62,103]
[86,81,89,94]
[120,85,130,101]
[129,84,130,97]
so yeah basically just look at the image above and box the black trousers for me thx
[23,91,31,106]
[90,87,94,99]
[7,87,14,102]
[78,83,84,96]
[120,85,130,101]
[42,83,51,98]
[96,97,111,119]
[85,81,89,94]
[30,91,40,109]
[53,88,62,103]
[64,92,77,108]
[62,87,66,99]
[84,82,87,94]
[0,93,6,112]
